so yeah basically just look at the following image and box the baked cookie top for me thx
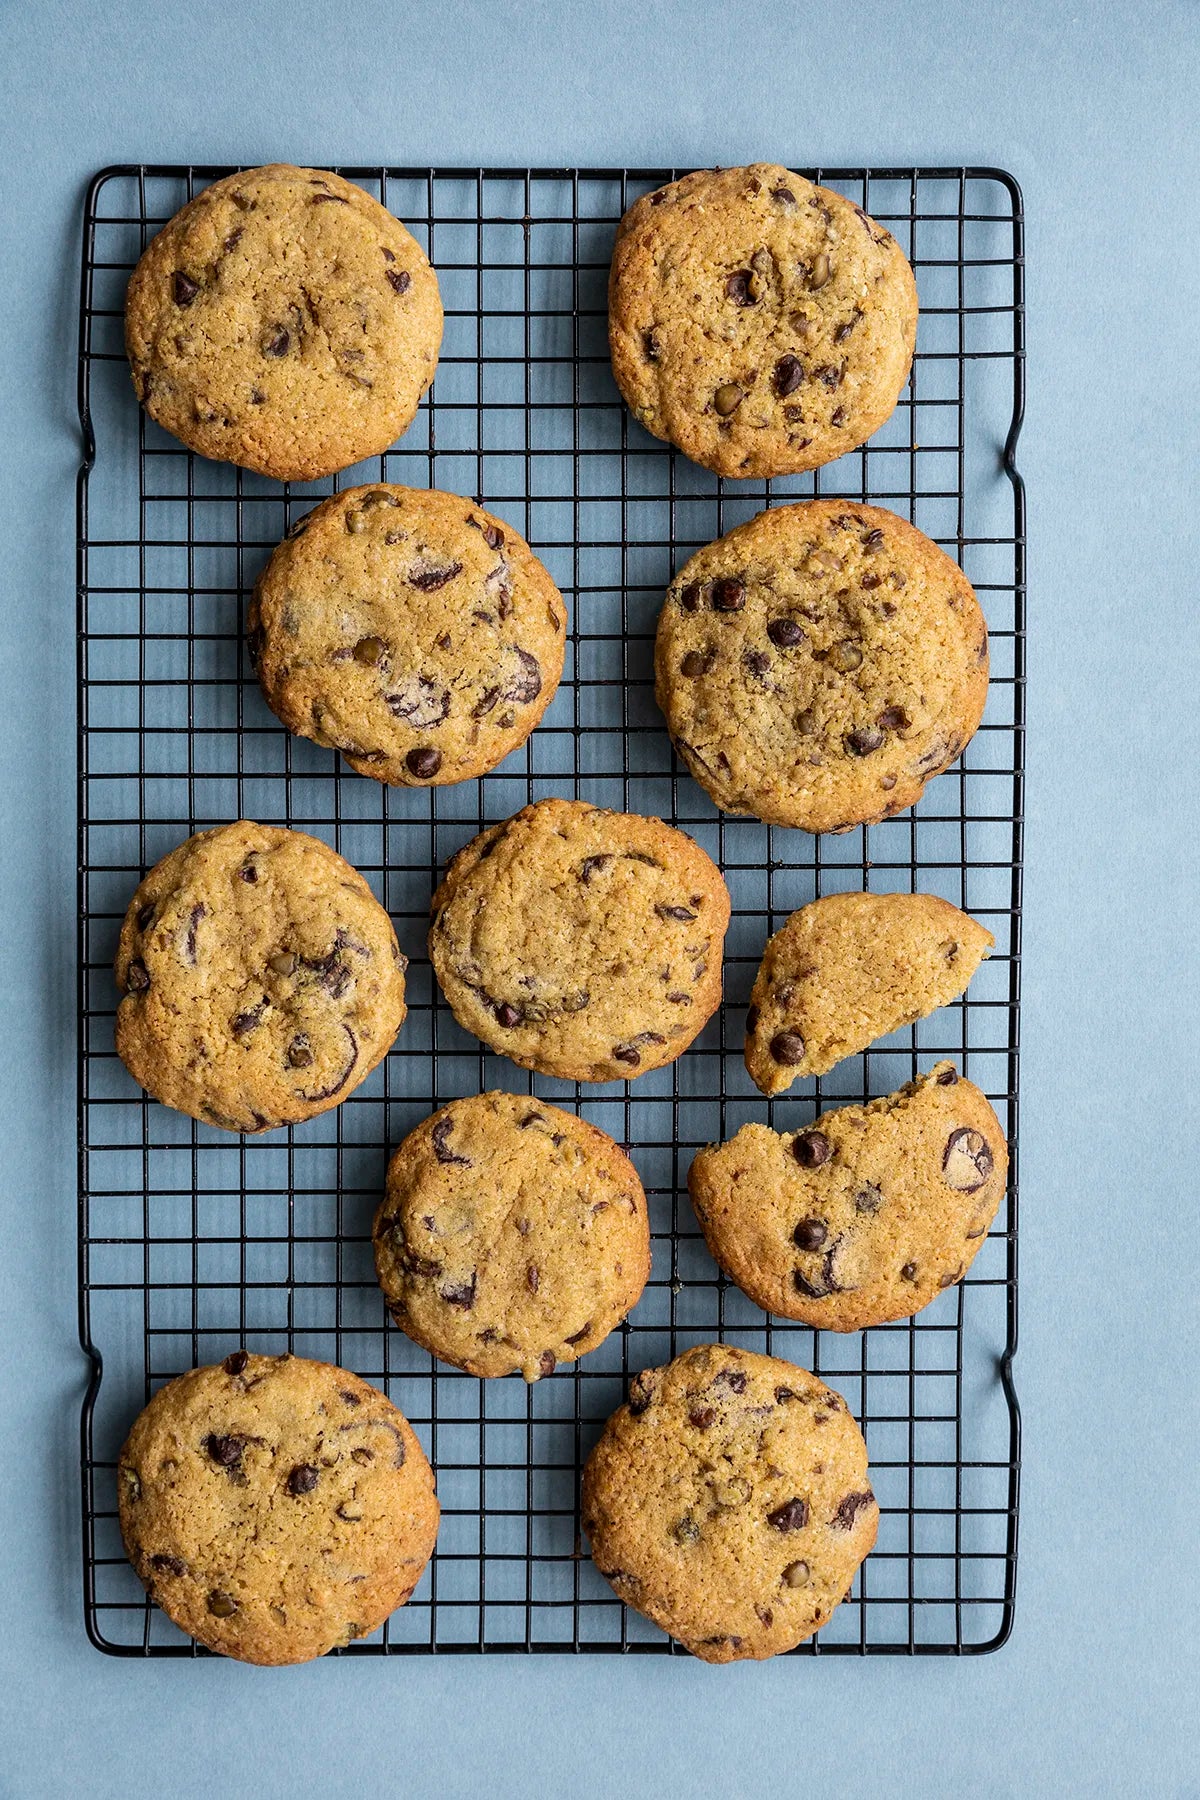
[428,799,730,1083]
[689,1064,1007,1332]
[125,164,442,480]
[114,820,407,1133]
[248,485,566,787]
[581,1344,877,1662]
[118,1353,439,1665]
[745,890,994,1093]
[655,500,989,831]
[609,164,917,478]
[373,1092,650,1380]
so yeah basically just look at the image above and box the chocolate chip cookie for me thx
[581,1344,877,1662]
[689,1064,1007,1331]
[118,1352,439,1664]
[373,1092,650,1380]
[248,485,566,786]
[656,500,989,831]
[609,164,917,478]
[428,799,730,1082]
[114,820,407,1132]
[746,890,994,1093]
[125,164,442,480]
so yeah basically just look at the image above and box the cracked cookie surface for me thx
[428,798,730,1082]
[118,1352,439,1665]
[374,1092,650,1380]
[114,820,407,1132]
[745,890,994,1093]
[656,500,988,831]
[689,1065,1007,1331]
[248,485,566,786]
[581,1344,877,1662]
[125,164,442,480]
[609,163,917,478]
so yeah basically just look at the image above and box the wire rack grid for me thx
[76,163,1025,1656]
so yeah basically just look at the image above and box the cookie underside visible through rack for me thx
[76,164,1024,1656]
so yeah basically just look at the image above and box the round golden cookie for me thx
[125,164,442,480]
[689,1065,1008,1332]
[581,1344,877,1662]
[655,500,988,831]
[118,1352,438,1665]
[114,820,407,1133]
[746,890,994,1093]
[428,798,730,1083]
[248,485,566,787]
[609,163,917,478]
[373,1092,650,1380]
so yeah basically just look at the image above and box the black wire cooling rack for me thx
[76,164,1025,1656]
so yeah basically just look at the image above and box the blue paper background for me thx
[1,2,1197,1794]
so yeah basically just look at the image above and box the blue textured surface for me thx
[0,2,1196,1795]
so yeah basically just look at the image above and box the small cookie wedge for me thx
[745,890,993,1093]
[689,1064,1007,1331]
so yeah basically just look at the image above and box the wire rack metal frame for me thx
[76,163,1025,1657]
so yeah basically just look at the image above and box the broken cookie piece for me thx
[745,889,993,1092]
[688,1064,1007,1330]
